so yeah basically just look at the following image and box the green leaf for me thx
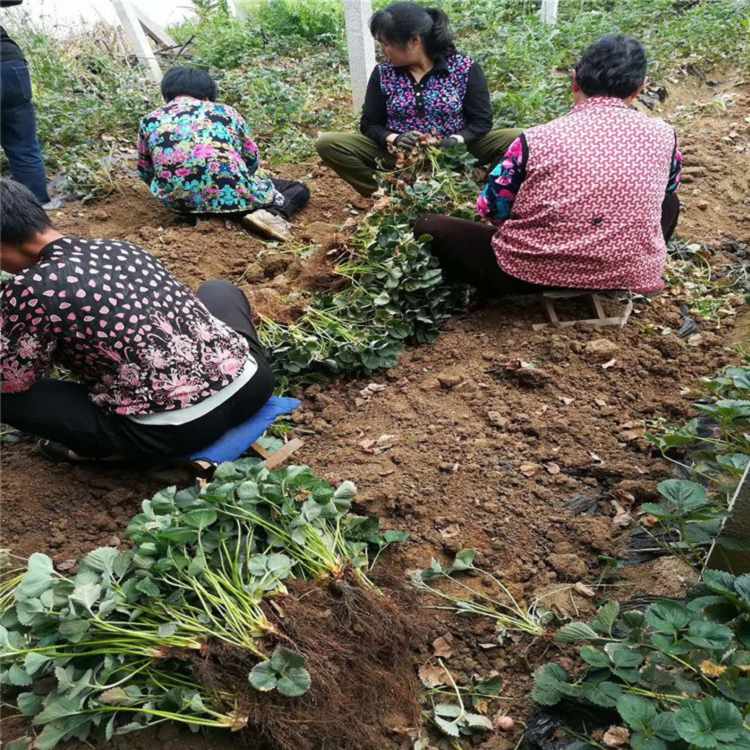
[59,619,90,642]
[17,553,55,599]
[17,691,44,717]
[450,549,476,572]
[158,527,198,544]
[645,601,692,635]
[657,479,707,510]
[581,680,623,708]
[34,694,86,725]
[433,703,461,737]
[591,600,620,635]
[685,620,733,651]
[653,712,679,741]
[474,675,502,696]
[80,547,118,575]
[674,698,743,748]
[70,583,102,612]
[605,643,644,669]
[270,646,306,671]
[332,480,357,511]
[277,666,312,697]
[182,508,218,529]
[531,663,569,706]
[555,621,600,643]
[734,574,750,606]
[5,738,32,750]
[7,664,33,686]
[617,694,657,731]
[580,646,610,667]
[32,718,87,750]
[248,661,277,692]
[631,735,667,750]
[463,712,493,731]
[24,651,52,675]
[382,529,409,544]
[703,570,738,599]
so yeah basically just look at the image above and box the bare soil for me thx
[1,72,748,750]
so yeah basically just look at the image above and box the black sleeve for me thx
[0,1,23,6]
[359,66,392,148]
[457,62,493,143]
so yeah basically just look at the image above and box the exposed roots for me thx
[191,572,423,750]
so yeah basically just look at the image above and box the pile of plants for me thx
[260,145,479,377]
[0,460,417,750]
[532,573,750,750]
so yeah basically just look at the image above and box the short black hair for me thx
[370,3,456,59]
[0,178,52,245]
[574,34,647,99]
[160,66,218,103]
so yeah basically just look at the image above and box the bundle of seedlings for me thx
[0,460,419,750]
[260,143,480,377]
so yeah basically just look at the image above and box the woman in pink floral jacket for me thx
[0,178,274,462]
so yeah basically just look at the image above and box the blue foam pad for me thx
[188,395,301,464]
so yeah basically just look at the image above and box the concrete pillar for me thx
[706,462,750,574]
[540,0,559,25]
[226,0,248,21]
[111,0,162,82]
[343,0,377,113]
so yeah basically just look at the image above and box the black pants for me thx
[414,193,681,295]
[0,281,275,460]
[266,178,310,220]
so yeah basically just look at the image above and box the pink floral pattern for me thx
[486,97,682,293]
[0,238,250,415]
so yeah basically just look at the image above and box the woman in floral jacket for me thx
[316,2,520,196]
[0,178,274,462]
[138,67,308,242]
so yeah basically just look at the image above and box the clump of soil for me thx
[195,574,422,750]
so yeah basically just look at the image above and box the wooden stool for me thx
[534,290,634,330]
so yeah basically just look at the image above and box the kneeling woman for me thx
[138,66,308,242]
[0,179,274,462]
[415,35,682,296]
[316,2,520,196]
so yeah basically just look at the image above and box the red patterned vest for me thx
[492,97,677,293]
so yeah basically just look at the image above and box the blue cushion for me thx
[188,396,301,463]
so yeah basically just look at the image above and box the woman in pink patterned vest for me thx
[415,35,682,296]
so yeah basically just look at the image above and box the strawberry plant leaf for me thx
[555,621,600,643]
[645,601,692,635]
[450,549,475,572]
[531,663,569,706]
[248,661,277,692]
[277,666,311,697]
[616,694,657,730]
[674,698,743,748]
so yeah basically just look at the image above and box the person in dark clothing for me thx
[1,0,51,204]
[316,2,520,196]
[0,178,275,462]
[138,67,309,242]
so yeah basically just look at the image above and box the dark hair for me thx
[574,34,647,99]
[370,2,456,59]
[160,66,218,102]
[0,178,52,245]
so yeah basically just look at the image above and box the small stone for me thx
[486,411,508,428]
[584,338,619,360]
[243,262,264,282]
[574,582,596,598]
[437,373,462,389]
[548,553,588,579]
[57,559,77,572]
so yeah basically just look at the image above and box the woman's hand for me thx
[438,135,464,150]
[394,131,422,150]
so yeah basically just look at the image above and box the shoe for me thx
[37,439,123,464]
[241,209,291,242]
[42,197,64,211]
